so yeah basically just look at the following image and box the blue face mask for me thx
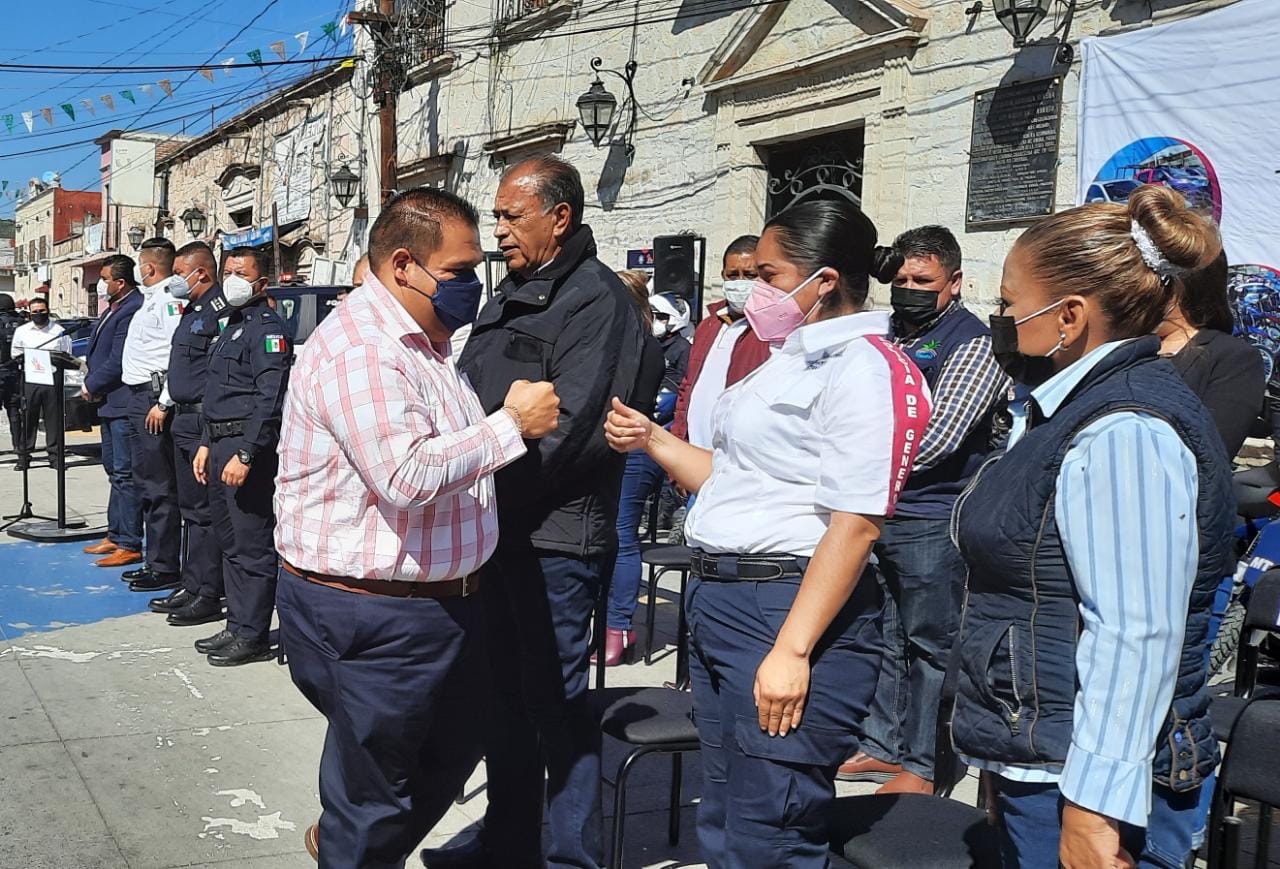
[411,263,483,332]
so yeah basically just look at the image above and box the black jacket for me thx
[458,225,646,557]
[1169,328,1265,457]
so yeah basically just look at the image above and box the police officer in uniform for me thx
[149,241,228,627]
[194,247,289,666]
[120,238,187,593]
[0,295,22,457]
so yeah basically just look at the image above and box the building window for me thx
[765,127,865,219]
[405,0,447,69]
[498,0,552,24]
[229,208,253,229]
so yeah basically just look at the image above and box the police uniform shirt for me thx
[122,278,186,387]
[203,298,291,457]
[683,310,931,557]
[162,287,228,407]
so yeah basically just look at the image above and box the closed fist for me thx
[504,379,560,438]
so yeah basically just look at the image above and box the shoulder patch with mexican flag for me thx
[166,301,185,317]
[264,334,287,353]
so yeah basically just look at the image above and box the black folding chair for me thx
[1206,695,1280,869]
[1209,569,1280,743]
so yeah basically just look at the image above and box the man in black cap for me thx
[0,295,25,458]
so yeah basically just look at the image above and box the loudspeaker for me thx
[652,235,697,301]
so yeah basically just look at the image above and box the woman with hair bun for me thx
[604,200,932,867]
[949,185,1235,869]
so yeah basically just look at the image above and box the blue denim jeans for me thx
[861,516,965,778]
[995,777,1199,869]
[100,416,142,552]
[606,451,664,630]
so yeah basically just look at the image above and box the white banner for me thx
[1078,0,1280,376]
[26,349,54,386]
[272,115,327,225]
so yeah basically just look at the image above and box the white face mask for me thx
[722,279,754,314]
[96,277,108,296]
[651,317,670,339]
[162,274,188,299]
[223,274,257,307]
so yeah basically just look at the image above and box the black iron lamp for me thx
[330,163,360,207]
[180,206,208,238]
[576,57,638,155]
[127,225,145,250]
[992,0,1050,45]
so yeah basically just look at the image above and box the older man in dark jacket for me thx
[82,254,145,567]
[422,156,644,869]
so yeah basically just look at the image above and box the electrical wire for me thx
[0,55,358,74]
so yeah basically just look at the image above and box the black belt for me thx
[282,560,480,599]
[127,382,152,393]
[207,419,245,439]
[690,550,808,581]
[175,401,203,415]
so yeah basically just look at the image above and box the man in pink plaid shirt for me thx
[274,188,560,868]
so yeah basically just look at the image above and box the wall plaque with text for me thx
[966,77,1062,228]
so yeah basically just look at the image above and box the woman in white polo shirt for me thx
[605,199,931,868]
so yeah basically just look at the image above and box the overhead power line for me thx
[0,55,358,75]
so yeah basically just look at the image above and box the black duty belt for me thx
[690,550,808,581]
[127,382,152,393]
[207,419,246,439]
[175,401,203,415]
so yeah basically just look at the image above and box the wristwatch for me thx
[236,449,255,466]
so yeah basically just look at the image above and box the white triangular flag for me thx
[81,99,96,116]
[139,84,154,98]
[222,58,235,76]
[21,111,33,133]
[340,16,351,37]
[295,30,309,54]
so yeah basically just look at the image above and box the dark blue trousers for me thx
[480,550,604,869]
[686,569,883,869]
[863,516,966,779]
[207,437,276,643]
[172,412,223,599]
[994,777,1201,869]
[608,451,664,630]
[127,388,182,577]
[100,415,142,551]
[278,570,486,869]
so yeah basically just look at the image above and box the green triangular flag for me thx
[247,48,263,66]
[2,115,11,135]
[321,21,338,40]
[60,103,75,121]
[120,89,136,104]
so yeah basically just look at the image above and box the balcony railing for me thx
[405,0,447,70]
[497,0,553,25]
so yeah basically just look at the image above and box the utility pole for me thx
[350,0,399,206]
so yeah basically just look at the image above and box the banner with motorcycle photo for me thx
[1077,0,1280,381]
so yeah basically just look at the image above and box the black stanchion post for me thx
[55,366,67,528]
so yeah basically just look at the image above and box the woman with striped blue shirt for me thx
[949,185,1235,869]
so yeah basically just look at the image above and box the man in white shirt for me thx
[119,238,187,593]
[10,295,71,470]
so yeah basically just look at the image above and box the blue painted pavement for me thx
[0,541,151,639]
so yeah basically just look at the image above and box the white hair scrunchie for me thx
[1130,220,1184,281]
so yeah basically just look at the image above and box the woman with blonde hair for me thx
[949,185,1235,869]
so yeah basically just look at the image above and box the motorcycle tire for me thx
[1210,600,1247,677]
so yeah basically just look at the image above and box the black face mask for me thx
[31,313,49,327]
[989,314,1060,388]
[890,285,941,328]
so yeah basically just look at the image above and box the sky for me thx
[0,0,357,217]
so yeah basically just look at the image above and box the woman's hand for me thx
[1060,802,1135,869]
[753,646,810,737]
[604,397,655,453]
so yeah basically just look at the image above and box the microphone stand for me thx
[0,365,57,531]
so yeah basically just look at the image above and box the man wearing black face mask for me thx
[10,296,72,471]
[838,225,1010,797]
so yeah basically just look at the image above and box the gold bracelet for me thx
[502,404,524,434]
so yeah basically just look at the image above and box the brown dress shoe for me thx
[876,771,935,795]
[83,538,118,555]
[836,751,903,783]
[304,822,319,861]
[95,549,144,568]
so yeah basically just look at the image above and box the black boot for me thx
[148,588,194,614]
[130,572,181,593]
[123,566,151,581]
[167,596,225,627]
[420,836,500,869]
[194,629,236,654]
[206,637,274,667]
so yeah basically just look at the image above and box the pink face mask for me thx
[743,270,825,345]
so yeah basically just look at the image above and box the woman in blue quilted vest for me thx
[949,184,1235,869]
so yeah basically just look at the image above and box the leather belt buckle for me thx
[459,573,479,597]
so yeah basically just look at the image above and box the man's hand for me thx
[193,446,209,486]
[753,646,810,737]
[1060,802,1135,869]
[145,405,168,435]
[221,455,250,488]
[79,386,90,401]
[604,397,655,453]
[502,379,560,438]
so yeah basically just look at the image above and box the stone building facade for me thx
[367,0,1239,307]
[13,182,100,311]
[159,64,365,284]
